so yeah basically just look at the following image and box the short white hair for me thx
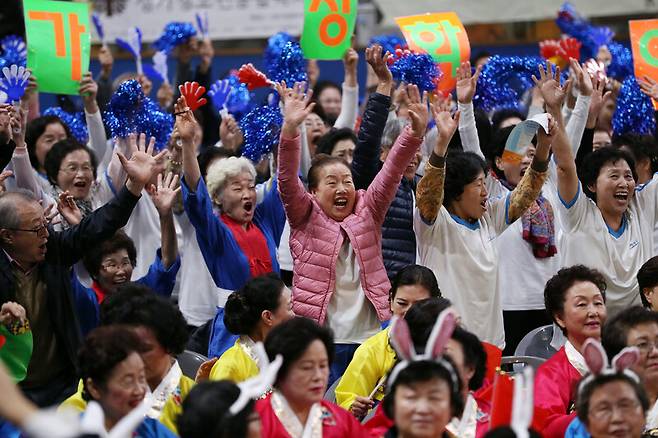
[206,156,257,201]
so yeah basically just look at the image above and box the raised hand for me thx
[137,74,152,96]
[639,76,658,101]
[532,62,571,111]
[98,45,114,78]
[587,76,612,128]
[456,61,482,104]
[179,81,207,111]
[219,114,243,152]
[0,302,26,328]
[350,396,374,420]
[8,105,26,146]
[365,45,393,90]
[43,202,59,225]
[0,170,12,193]
[431,101,460,156]
[57,191,82,226]
[536,113,556,154]
[569,59,593,97]
[147,172,181,216]
[156,82,174,109]
[117,133,168,195]
[174,96,200,146]
[406,84,429,138]
[278,81,315,136]
[79,72,99,112]
[343,48,358,86]
[20,70,37,103]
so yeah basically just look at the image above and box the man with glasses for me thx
[0,142,163,408]
[602,305,658,433]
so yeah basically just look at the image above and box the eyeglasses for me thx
[589,399,641,420]
[101,259,133,273]
[633,339,658,354]
[6,222,48,236]
[59,164,93,175]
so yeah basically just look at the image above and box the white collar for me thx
[271,391,323,438]
[147,360,182,418]
[565,340,589,376]
[646,398,658,430]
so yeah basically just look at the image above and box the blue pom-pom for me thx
[43,107,88,144]
[239,105,283,162]
[264,33,295,76]
[606,42,633,82]
[612,77,656,137]
[368,34,407,55]
[152,22,197,54]
[266,40,308,85]
[104,79,172,150]
[473,55,545,112]
[226,74,253,118]
[389,51,441,93]
[0,35,27,68]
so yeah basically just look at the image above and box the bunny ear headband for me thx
[229,342,283,415]
[577,338,641,395]
[387,308,459,391]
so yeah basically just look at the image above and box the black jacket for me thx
[0,186,140,384]
[352,92,416,280]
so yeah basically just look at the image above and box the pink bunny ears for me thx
[387,308,459,389]
[578,338,641,394]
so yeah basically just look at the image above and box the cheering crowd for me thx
[1,6,658,438]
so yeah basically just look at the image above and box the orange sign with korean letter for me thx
[395,12,470,95]
[629,19,658,110]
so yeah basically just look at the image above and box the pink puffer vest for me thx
[278,127,422,324]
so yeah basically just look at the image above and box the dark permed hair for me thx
[389,264,441,302]
[579,147,638,202]
[544,265,607,334]
[25,115,72,170]
[82,230,137,280]
[602,306,658,358]
[315,128,357,157]
[264,317,334,385]
[638,256,658,309]
[307,153,351,191]
[100,284,189,355]
[44,139,98,187]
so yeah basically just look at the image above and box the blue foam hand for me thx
[152,51,168,84]
[0,65,30,103]
[208,79,232,114]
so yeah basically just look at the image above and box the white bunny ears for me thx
[229,342,283,415]
[577,338,641,394]
[387,308,459,390]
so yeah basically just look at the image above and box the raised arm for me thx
[177,96,203,190]
[533,62,579,205]
[352,45,393,190]
[79,73,110,167]
[416,103,460,223]
[334,48,359,130]
[277,81,317,228]
[456,61,484,158]
[147,172,180,269]
[564,60,592,154]
[365,84,427,224]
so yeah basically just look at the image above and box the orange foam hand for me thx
[237,63,272,90]
[178,81,208,111]
[539,40,561,61]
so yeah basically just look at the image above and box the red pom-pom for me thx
[178,81,207,111]
[237,63,271,90]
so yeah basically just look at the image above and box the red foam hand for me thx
[539,40,561,60]
[558,37,582,61]
[237,63,271,90]
[179,81,208,111]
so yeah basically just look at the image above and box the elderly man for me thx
[0,140,164,407]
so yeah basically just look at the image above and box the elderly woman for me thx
[178,97,285,291]
[77,325,176,437]
[533,265,608,437]
[209,274,294,383]
[257,317,366,437]
[60,285,193,435]
[575,368,648,438]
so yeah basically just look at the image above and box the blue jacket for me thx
[71,249,181,337]
[182,177,285,290]
[352,92,416,279]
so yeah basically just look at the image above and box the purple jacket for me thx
[277,126,423,324]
